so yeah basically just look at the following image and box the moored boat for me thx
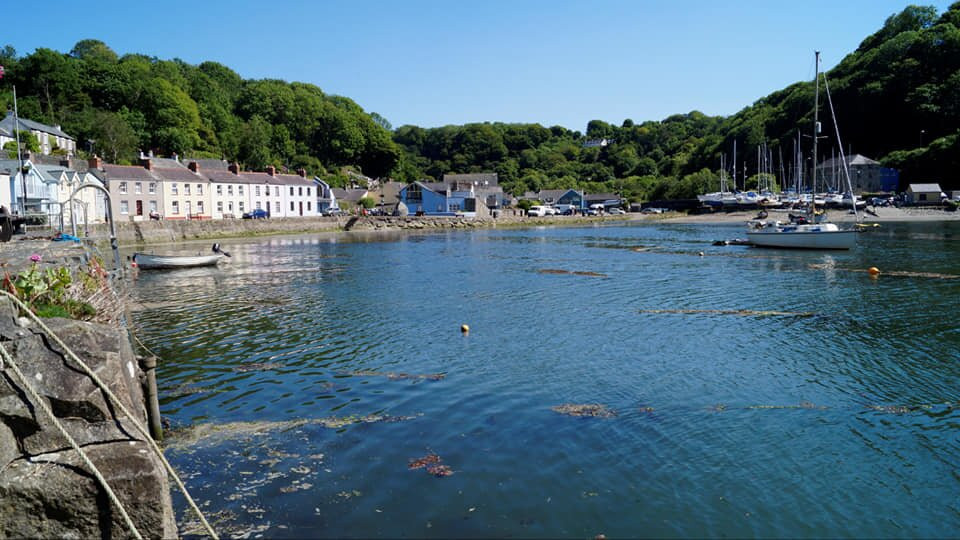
[132,243,230,270]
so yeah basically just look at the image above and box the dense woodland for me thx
[1,3,958,204]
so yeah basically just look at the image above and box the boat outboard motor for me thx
[212,243,232,257]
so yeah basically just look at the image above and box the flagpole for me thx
[13,85,25,216]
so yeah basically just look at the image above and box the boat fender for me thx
[868,267,880,276]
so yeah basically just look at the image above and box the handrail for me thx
[65,184,123,278]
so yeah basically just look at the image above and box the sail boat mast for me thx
[811,51,821,215]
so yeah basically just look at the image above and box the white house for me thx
[0,111,76,157]
[274,170,317,217]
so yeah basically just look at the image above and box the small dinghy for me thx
[133,243,231,270]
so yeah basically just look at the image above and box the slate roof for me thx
[818,154,881,169]
[153,167,205,182]
[908,183,943,192]
[584,192,620,202]
[242,172,276,185]
[274,173,315,186]
[101,164,158,181]
[206,170,258,184]
[443,173,498,186]
[331,188,368,202]
[0,111,73,140]
[184,158,230,171]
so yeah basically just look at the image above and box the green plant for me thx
[9,256,82,318]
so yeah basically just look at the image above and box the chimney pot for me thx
[266,165,276,176]
[228,163,240,175]
[87,156,102,170]
[298,168,306,177]
[140,158,152,170]
[188,161,199,173]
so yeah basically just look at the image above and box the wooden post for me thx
[139,355,163,441]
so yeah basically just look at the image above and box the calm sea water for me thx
[130,221,960,538]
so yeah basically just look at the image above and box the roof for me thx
[101,164,158,181]
[153,167,206,182]
[907,183,943,192]
[274,173,315,186]
[818,154,881,169]
[0,111,73,140]
[331,188,368,202]
[442,173,498,187]
[584,192,619,202]
[206,170,257,184]
[184,158,230,171]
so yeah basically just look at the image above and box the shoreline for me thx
[647,206,960,225]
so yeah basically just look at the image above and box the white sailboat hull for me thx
[746,223,856,249]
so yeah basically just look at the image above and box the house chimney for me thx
[88,155,102,170]
[140,157,152,170]
[188,161,199,173]
[228,163,240,175]
[265,165,276,176]
[297,168,306,177]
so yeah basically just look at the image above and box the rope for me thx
[0,342,143,539]
[0,291,219,539]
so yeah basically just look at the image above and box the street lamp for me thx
[919,130,926,147]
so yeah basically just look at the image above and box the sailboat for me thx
[698,152,737,207]
[747,51,858,250]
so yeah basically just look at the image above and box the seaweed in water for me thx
[233,362,284,372]
[350,370,446,381]
[538,268,608,278]
[551,404,617,418]
[639,308,815,318]
[409,452,455,477]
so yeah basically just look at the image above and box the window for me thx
[119,182,128,194]
[172,201,180,214]
[306,187,311,197]
[290,201,295,211]
[148,183,156,194]
[298,187,303,196]
[274,187,279,196]
[228,202,234,212]
[255,186,261,196]
[450,203,460,211]
[171,183,178,195]
[149,201,158,213]
[197,201,204,214]
[307,201,312,211]
[120,200,129,214]
[239,185,244,196]
[239,202,245,212]
[197,184,203,195]
[134,182,142,194]
[256,202,262,210]
[217,185,223,196]
[228,185,234,196]
[217,201,223,213]
[275,201,280,214]
[184,184,191,195]
[406,183,422,202]
[290,187,294,196]
[185,201,191,216]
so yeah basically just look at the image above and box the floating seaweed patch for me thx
[747,402,829,410]
[233,362,284,373]
[316,413,418,429]
[538,269,608,278]
[810,264,960,280]
[639,308,815,318]
[551,404,617,418]
[409,452,455,477]
[427,464,454,477]
[637,406,655,414]
[408,453,441,470]
[867,404,917,415]
[349,370,445,381]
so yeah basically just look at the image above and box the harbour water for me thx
[130,221,960,538]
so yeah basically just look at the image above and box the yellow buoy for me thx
[461,324,470,334]
[868,267,880,275]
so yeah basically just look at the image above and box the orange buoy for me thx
[868,267,880,275]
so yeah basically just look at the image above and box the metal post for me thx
[138,355,163,442]
[13,86,26,216]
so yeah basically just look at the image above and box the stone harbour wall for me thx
[0,295,177,539]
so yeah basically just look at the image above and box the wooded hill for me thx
[1,2,957,202]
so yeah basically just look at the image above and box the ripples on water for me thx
[131,223,960,538]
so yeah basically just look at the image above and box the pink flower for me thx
[29,254,41,263]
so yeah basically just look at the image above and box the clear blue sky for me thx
[6,0,954,131]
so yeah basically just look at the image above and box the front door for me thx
[299,201,303,216]
[135,200,143,216]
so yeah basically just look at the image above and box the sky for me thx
[6,0,955,132]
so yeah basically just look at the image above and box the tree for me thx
[69,40,118,63]
[85,110,138,163]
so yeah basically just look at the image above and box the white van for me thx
[528,205,548,217]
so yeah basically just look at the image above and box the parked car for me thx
[584,208,600,216]
[323,208,345,216]
[608,208,626,215]
[641,207,665,214]
[527,205,548,217]
[242,208,269,219]
[544,206,559,216]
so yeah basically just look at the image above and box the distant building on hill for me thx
[0,111,76,157]
[816,154,899,194]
